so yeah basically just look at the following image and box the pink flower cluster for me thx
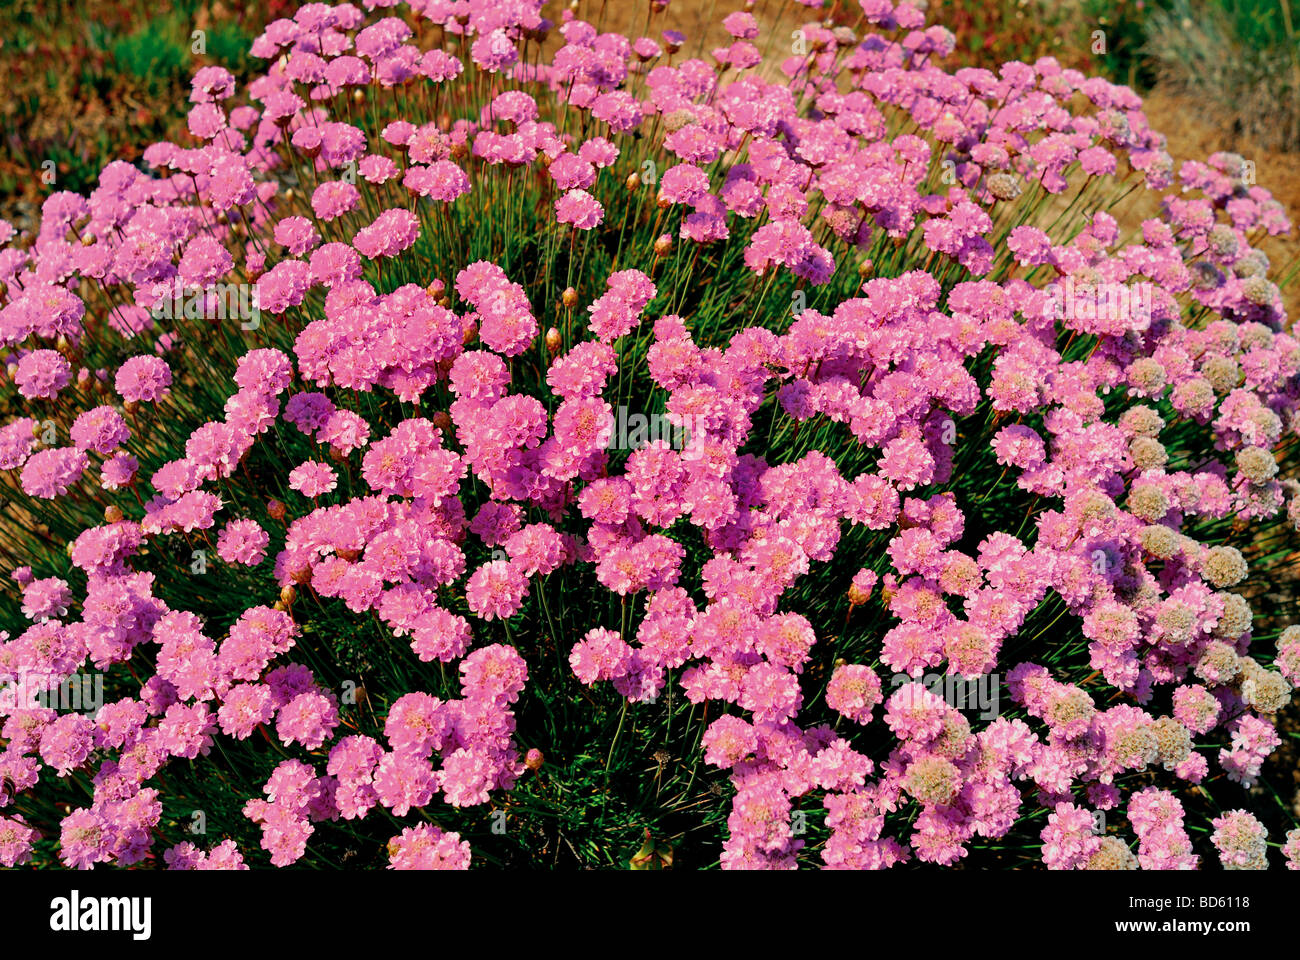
[0,0,1296,870]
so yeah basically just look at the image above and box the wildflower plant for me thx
[0,0,1298,872]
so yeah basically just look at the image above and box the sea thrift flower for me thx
[217,518,270,566]
[387,823,471,869]
[289,461,338,497]
[556,189,604,230]
[15,351,72,399]
[354,209,419,258]
[570,628,633,684]
[1211,810,1269,869]
[465,560,529,621]
[115,356,172,402]
[826,664,883,724]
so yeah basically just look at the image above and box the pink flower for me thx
[702,715,758,768]
[570,627,634,684]
[14,350,72,399]
[353,208,420,258]
[388,823,472,869]
[659,164,710,205]
[465,559,529,621]
[217,684,276,739]
[217,518,270,565]
[555,189,604,230]
[0,815,37,867]
[21,447,88,499]
[274,216,320,256]
[115,355,171,402]
[471,29,518,73]
[288,460,338,497]
[374,751,437,816]
[826,664,883,724]
[70,406,130,454]
[277,690,340,749]
[409,160,470,202]
[311,180,360,220]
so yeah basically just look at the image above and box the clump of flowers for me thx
[0,0,1296,871]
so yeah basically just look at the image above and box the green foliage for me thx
[204,21,256,76]
[0,0,261,227]
[1083,0,1165,89]
[107,17,197,94]
[1144,0,1300,150]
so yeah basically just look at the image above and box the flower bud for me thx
[432,411,453,433]
[524,748,544,772]
[654,234,673,257]
[280,585,297,606]
[625,171,640,191]
[267,499,286,520]
[104,505,124,524]
[545,327,562,354]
